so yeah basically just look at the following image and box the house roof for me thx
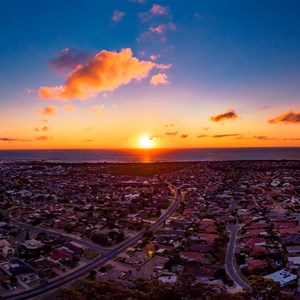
[50,249,71,261]
[264,269,297,286]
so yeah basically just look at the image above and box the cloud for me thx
[252,135,280,141]
[262,105,271,110]
[210,110,238,122]
[34,126,49,132]
[0,137,31,142]
[39,119,48,123]
[140,22,176,40]
[112,10,125,22]
[252,135,269,140]
[0,137,19,142]
[164,131,177,137]
[196,134,208,138]
[139,4,169,22]
[151,22,175,34]
[24,87,34,93]
[203,127,209,131]
[63,104,76,112]
[164,123,175,127]
[35,105,57,115]
[49,48,92,72]
[156,63,172,70]
[36,136,48,141]
[212,134,241,138]
[268,111,300,124]
[150,54,160,61]
[150,73,169,85]
[39,48,160,100]
[180,134,188,138]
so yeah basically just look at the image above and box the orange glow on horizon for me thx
[138,135,155,148]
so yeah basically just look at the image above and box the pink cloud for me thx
[156,63,172,70]
[112,10,125,22]
[150,73,169,85]
[150,22,175,34]
[39,48,158,101]
[150,54,160,61]
[140,22,176,40]
[139,4,169,22]
[35,106,57,115]
[151,4,167,15]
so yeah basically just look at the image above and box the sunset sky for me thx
[1,0,300,149]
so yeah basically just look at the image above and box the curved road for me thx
[225,224,251,290]
[2,183,181,300]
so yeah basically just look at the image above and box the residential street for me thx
[225,224,251,290]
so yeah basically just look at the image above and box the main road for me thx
[2,182,181,300]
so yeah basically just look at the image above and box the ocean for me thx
[0,148,300,163]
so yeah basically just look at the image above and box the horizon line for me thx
[1,146,300,151]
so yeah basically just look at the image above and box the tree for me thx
[135,278,177,300]
[175,272,196,298]
[25,229,30,240]
[10,276,17,287]
[214,268,233,285]
[56,288,83,300]
[89,270,97,280]
[90,232,110,246]
[248,275,283,300]
[143,230,153,239]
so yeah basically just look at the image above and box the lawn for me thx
[83,249,100,260]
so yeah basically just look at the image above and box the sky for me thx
[1,0,300,149]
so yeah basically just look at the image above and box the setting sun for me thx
[138,136,155,148]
